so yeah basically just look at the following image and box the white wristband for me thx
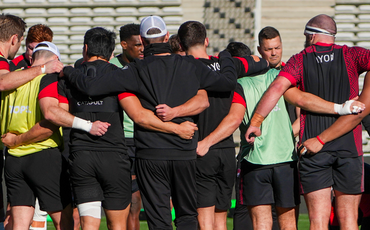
[334,100,354,115]
[72,117,92,132]
[41,65,46,74]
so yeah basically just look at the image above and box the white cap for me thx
[33,41,61,61]
[140,15,167,38]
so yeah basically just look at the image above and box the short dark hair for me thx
[226,42,251,57]
[168,34,183,53]
[0,14,26,42]
[177,21,206,51]
[84,27,116,61]
[119,23,140,42]
[258,26,281,46]
[26,24,53,44]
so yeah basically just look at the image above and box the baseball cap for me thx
[140,16,167,38]
[33,41,61,60]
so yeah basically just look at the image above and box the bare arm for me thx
[292,107,301,137]
[197,102,246,156]
[120,95,197,139]
[156,89,209,121]
[284,87,364,114]
[0,60,63,91]
[1,120,58,148]
[39,97,110,136]
[303,71,370,153]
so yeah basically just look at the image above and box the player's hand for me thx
[1,132,19,148]
[89,121,111,136]
[44,59,64,74]
[245,126,261,144]
[350,96,365,113]
[196,140,210,157]
[301,137,324,155]
[156,104,177,121]
[175,121,198,139]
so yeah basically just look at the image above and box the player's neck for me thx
[87,56,107,62]
[0,43,10,59]
[186,45,208,59]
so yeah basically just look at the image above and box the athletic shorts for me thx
[299,152,363,194]
[69,151,131,210]
[237,161,300,208]
[136,158,197,230]
[5,148,72,212]
[196,148,236,210]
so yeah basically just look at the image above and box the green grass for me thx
[47,214,311,229]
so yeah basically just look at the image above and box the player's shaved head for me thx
[306,14,337,35]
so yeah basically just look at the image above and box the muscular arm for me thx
[120,95,197,139]
[197,102,246,156]
[0,60,63,91]
[303,71,370,153]
[1,120,58,148]
[40,97,110,136]
[156,90,209,121]
[284,87,364,114]
[319,72,370,143]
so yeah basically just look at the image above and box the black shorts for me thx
[69,151,131,210]
[299,152,363,194]
[237,161,300,208]
[136,158,197,230]
[196,148,236,210]
[5,148,72,212]
[127,145,139,193]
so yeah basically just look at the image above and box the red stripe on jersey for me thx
[232,92,246,108]
[279,72,296,86]
[58,95,69,104]
[11,54,25,66]
[315,42,333,47]
[234,57,248,72]
[0,61,9,71]
[38,82,58,100]
[118,92,136,101]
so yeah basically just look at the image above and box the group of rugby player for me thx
[0,12,369,230]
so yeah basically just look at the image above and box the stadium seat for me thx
[48,8,69,15]
[93,17,113,23]
[70,8,92,15]
[93,8,115,14]
[53,35,69,41]
[116,17,138,24]
[116,7,138,15]
[138,7,160,14]
[70,26,91,32]
[48,17,69,24]
[2,8,24,16]
[70,44,83,52]
[335,5,357,12]
[162,7,182,14]
[163,16,182,24]
[358,23,370,29]
[25,8,46,14]
[359,5,370,11]
[50,26,69,33]
[70,17,91,23]
[25,18,47,24]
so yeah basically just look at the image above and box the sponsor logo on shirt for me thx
[207,62,220,71]
[77,101,104,106]
[9,106,31,114]
[272,103,280,112]
[316,53,334,64]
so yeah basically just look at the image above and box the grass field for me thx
[47,214,311,229]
